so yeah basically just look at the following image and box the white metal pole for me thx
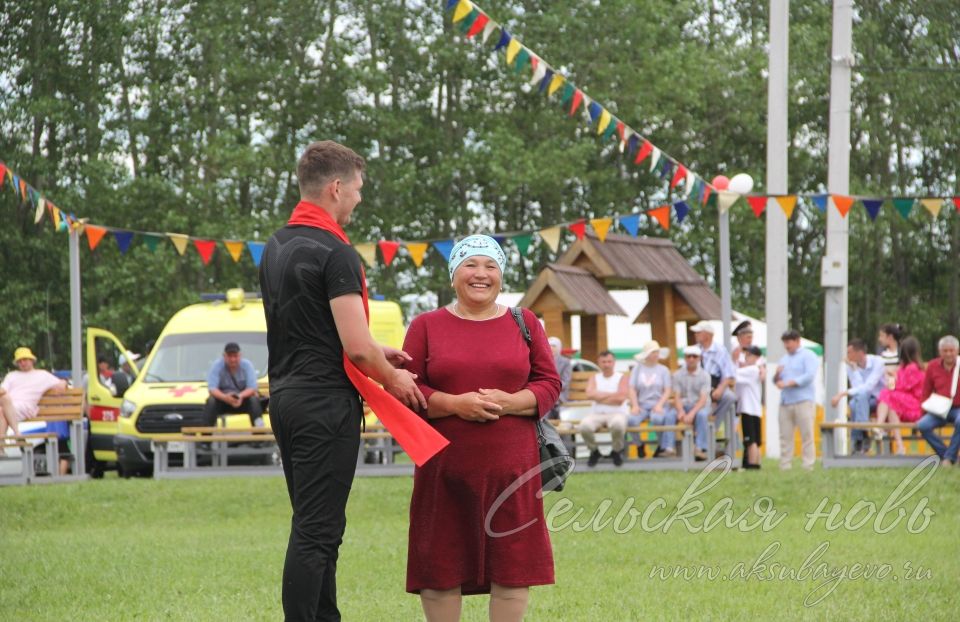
[823,0,853,449]
[764,0,790,458]
[69,227,82,387]
[719,213,732,344]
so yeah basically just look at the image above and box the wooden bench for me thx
[554,419,696,471]
[0,438,35,485]
[820,421,953,468]
[20,388,86,482]
[152,429,280,478]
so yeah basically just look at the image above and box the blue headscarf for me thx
[447,234,507,281]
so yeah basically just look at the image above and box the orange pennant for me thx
[831,195,854,218]
[405,242,428,267]
[590,217,613,242]
[649,205,670,230]
[224,240,245,262]
[85,225,107,251]
[775,195,798,219]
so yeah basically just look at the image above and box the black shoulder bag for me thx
[509,307,574,493]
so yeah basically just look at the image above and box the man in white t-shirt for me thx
[735,346,764,469]
[580,350,630,467]
[0,347,67,437]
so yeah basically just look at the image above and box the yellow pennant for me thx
[596,109,611,135]
[452,0,473,23]
[539,226,562,252]
[354,242,377,266]
[776,195,798,219]
[224,240,245,262]
[406,242,429,267]
[548,73,566,96]
[920,198,944,218]
[52,207,62,230]
[167,233,190,255]
[590,218,613,242]
[717,191,741,214]
[505,39,521,65]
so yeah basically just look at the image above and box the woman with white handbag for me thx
[916,335,960,465]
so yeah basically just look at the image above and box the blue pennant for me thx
[862,199,883,221]
[619,214,640,237]
[539,69,554,93]
[627,135,640,156]
[812,195,828,213]
[113,231,135,255]
[674,201,690,223]
[247,241,265,267]
[588,101,602,124]
[493,29,511,51]
[445,0,458,9]
[433,240,455,261]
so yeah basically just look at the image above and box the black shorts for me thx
[740,413,762,446]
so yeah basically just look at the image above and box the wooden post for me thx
[541,308,572,350]
[579,314,607,363]
[648,284,678,369]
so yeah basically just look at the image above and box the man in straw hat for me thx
[1,347,67,438]
[627,340,677,457]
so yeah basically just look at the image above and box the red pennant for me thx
[649,206,670,230]
[634,139,653,165]
[670,164,687,189]
[465,13,489,38]
[0,163,6,184]
[615,121,626,143]
[702,185,713,205]
[530,55,538,70]
[747,196,767,218]
[569,219,586,240]
[378,240,400,265]
[832,195,854,218]
[193,239,216,265]
[953,197,960,213]
[85,225,107,251]
[569,89,583,116]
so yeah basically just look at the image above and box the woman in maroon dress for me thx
[402,234,561,621]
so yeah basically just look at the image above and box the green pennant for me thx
[513,48,530,73]
[559,83,575,105]
[458,7,480,33]
[143,234,162,252]
[892,198,914,219]
[601,120,617,142]
[512,233,533,256]
[706,191,718,210]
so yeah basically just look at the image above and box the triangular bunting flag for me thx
[85,225,107,251]
[481,20,498,44]
[143,234,162,252]
[811,195,828,213]
[493,28,510,51]
[452,0,473,23]
[626,134,640,157]
[530,58,547,84]
[596,108,610,134]
[505,39,521,65]
[445,0,458,9]
[168,233,190,255]
[670,164,687,190]
[649,206,670,230]
[776,195,798,219]
[616,121,626,143]
[619,214,640,237]
[114,231,135,255]
[465,12,489,38]
[648,147,661,173]
[952,197,960,213]
[34,197,45,224]
[547,73,565,96]
[659,158,673,180]
[193,239,216,265]
[601,117,618,142]
[246,242,265,267]
[539,226,561,252]
[224,240,245,262]
[590,218,612,242]
[920,198,944,218]
[559,82,575,105]
[511,233,533,256]
[18,178,27,201]
[457,7,479,32]
[892,198,914,219]
[569,89,583,116]
[569,219,586,240]
[674,201,690,223]
[0,163,6,183]
[432,240,454,262]
[379,240,401,266]
[862,199,883,221]
[513,48,530,73]
[831,195,854,218]
[539,68,554,93]
[634,139,653,165]
[717,191,740,214]
[406,242,428,268]
[354,242,377,266]
[747,196,767,218]
[587,101,602,125]
[11,174,20,198]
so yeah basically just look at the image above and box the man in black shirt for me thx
[260,140,425,622]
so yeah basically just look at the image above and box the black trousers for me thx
[202,394,263,426]
[270,389,362,622]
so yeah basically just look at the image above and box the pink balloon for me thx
[711,175,730,190]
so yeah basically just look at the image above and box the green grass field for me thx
[3,460,959,621]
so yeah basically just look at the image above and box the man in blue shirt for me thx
[691,321,738,456]
[829,338,886,454]
[774,329,819,471]
[203,342,263,427]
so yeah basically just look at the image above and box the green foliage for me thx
[0,0,957,367]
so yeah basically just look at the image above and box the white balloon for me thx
[728,173,755,194]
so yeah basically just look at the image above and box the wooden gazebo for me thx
[519,232,721,366]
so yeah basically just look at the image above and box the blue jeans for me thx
[628,407,678,450]
[679,404,711,451]
[848,392,877,444]
[917,407,960,461]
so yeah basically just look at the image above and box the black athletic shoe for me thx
[587,450,602,467]
[611,450,624,467]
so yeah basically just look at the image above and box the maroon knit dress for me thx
[402,307,561,595]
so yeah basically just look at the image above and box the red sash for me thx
[287,201,448,466]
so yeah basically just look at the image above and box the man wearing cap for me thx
[0,347,67,438]
[672,345,711,460]
[774,329,819,470]
[628,340,677,457]
[203,342,264,427]
[731,320,766,369]
[691,320,738,455]
[111,351,141,397]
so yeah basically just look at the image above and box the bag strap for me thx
[951,359,959,399]
[510,307,532,346]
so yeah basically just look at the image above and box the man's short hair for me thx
[781,329,801,341]
[847,338,867,352]
[939,335,960,350]
[744,346,763,357]
[598,350,615,359]
[297,141,366,196]
[224,342,241,354]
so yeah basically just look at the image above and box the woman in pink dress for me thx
[402,235,560,622]
[876,336,925,454]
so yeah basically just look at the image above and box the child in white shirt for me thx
[735,346,764,469]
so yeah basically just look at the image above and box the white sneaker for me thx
[253,417,265,428]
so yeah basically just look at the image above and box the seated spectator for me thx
[877,322,903,384]
[690,321,737,452]
[547,336,575,456]
[775,330,819,471]
[0,347,67,438]
[736,346,765,469]
[204,342,263,427]
[627,340,677,457]
[916,335,960,466]
[580,350,629,467]
[829,339,886,455]
[672,345,711,461]
[876,336,925,455]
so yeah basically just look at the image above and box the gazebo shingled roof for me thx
[518,264,627,316]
